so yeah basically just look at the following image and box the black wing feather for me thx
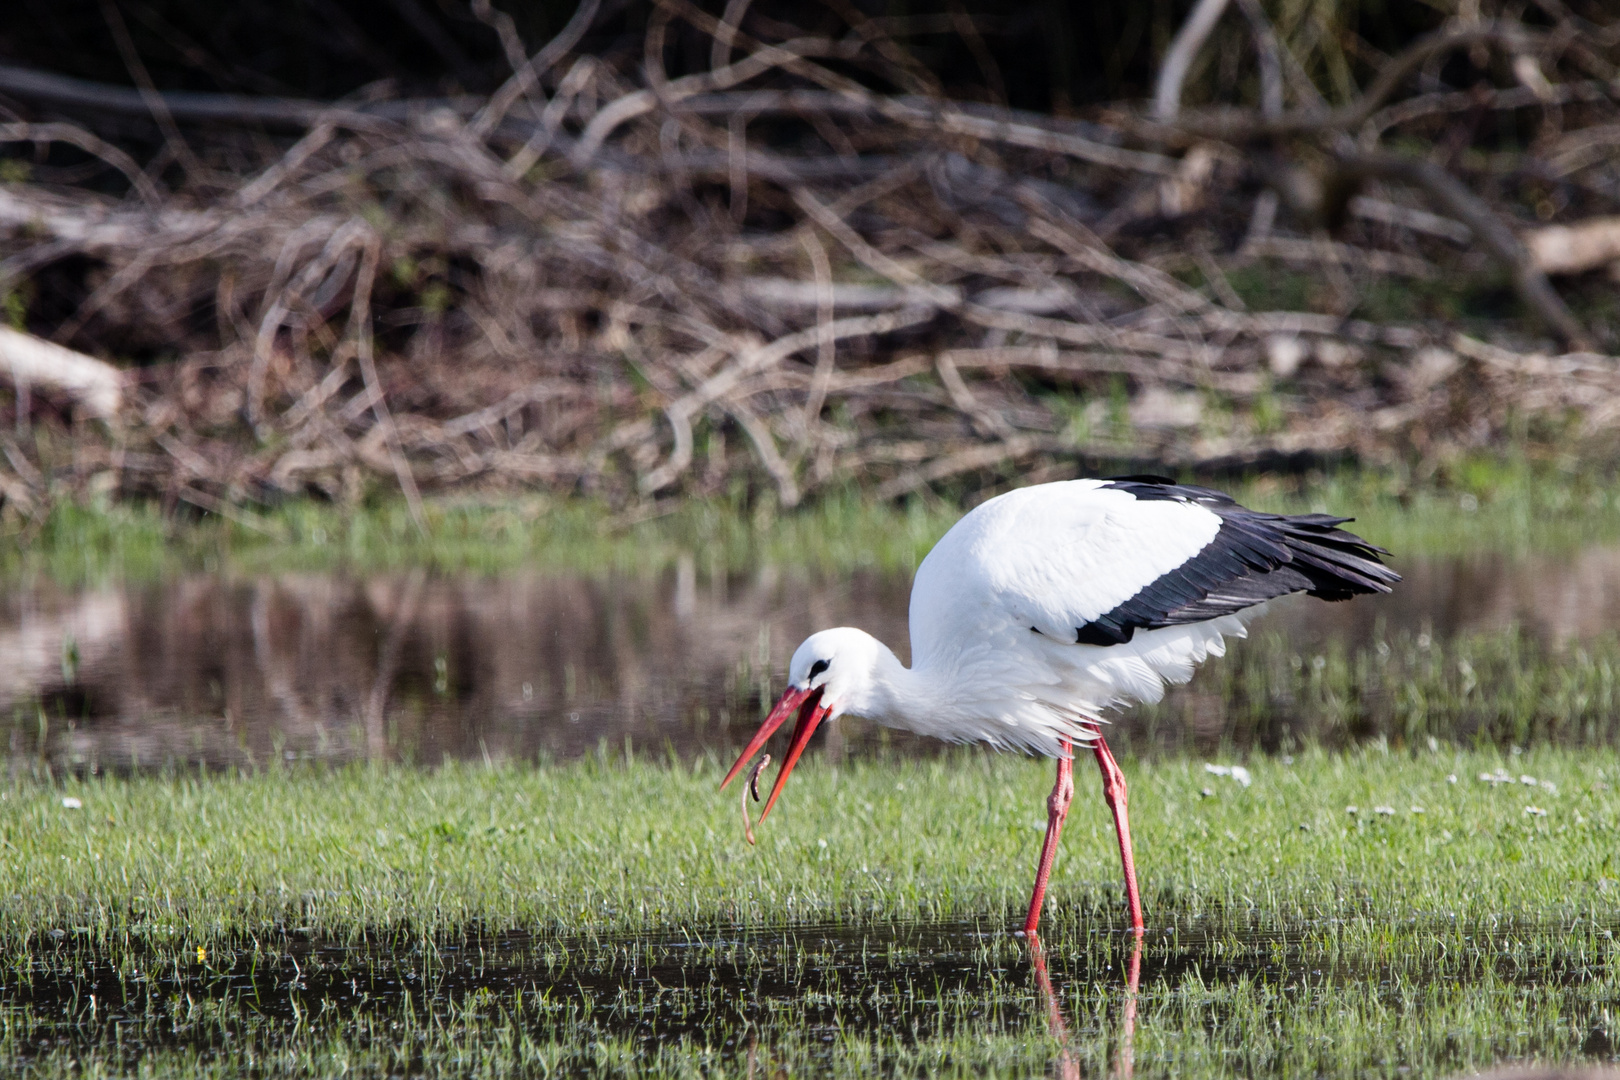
[1072,477,1400,645]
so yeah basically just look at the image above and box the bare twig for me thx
[572,36,860,166]
[711,0,757,71]
[1234,0,1283,118]
[797,230,837,438]
[98,0,206,181]
[176,485,284,537]
[1148,23,1544,143]
[348,230,427,533]
[1155,0,1234,120]
[471,0,603,138]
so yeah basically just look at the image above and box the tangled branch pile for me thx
[4,0,1620,521]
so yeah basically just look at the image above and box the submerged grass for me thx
[6,453,1620,583]
[5,916,1616,1078]
[1131,624,1620,753]
[1,748,1618,1077]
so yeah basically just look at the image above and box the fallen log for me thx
[1523,217,1620,276]
[0,326,124,418]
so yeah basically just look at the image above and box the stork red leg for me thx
[1091,730,1145,934]
[1021,732,1145,935]
[1022,739,1075,935]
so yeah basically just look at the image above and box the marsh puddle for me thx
[7,916,1616,1074]
[7,546,1620,771]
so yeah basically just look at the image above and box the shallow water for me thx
[6,546,1620,771]
[7,915,1616,1076]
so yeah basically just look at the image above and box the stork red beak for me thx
[720,685,829,825]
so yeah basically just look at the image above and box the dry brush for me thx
[3,0,1620,521]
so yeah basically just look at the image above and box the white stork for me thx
[721,476,1399,935]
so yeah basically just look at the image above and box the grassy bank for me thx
[4,745,1615,949]
[7,454,1620,583]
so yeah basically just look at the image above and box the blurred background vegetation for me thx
[2,0,1619,534]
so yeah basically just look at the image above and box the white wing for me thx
[899,480,1238,753]
[909,479,1222,665]
[895,477,1395,756]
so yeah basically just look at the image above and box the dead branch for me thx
[1233,0,1283,119]
[0,61,388,131]
[0,121,160,205]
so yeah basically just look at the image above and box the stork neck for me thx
[852,641,941,728]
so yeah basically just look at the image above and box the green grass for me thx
[2,488,964,584]
[3,746,1615,948]
[7,454,1620,584]
[1,747,1617,1077]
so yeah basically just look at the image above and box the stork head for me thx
[719,627,888,823]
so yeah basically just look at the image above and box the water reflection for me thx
[6,545,1620,772]
[1030,932,1140,1080]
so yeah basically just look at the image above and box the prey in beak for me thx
[720,684,830,830]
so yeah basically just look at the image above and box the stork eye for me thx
[808,659,830,679]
